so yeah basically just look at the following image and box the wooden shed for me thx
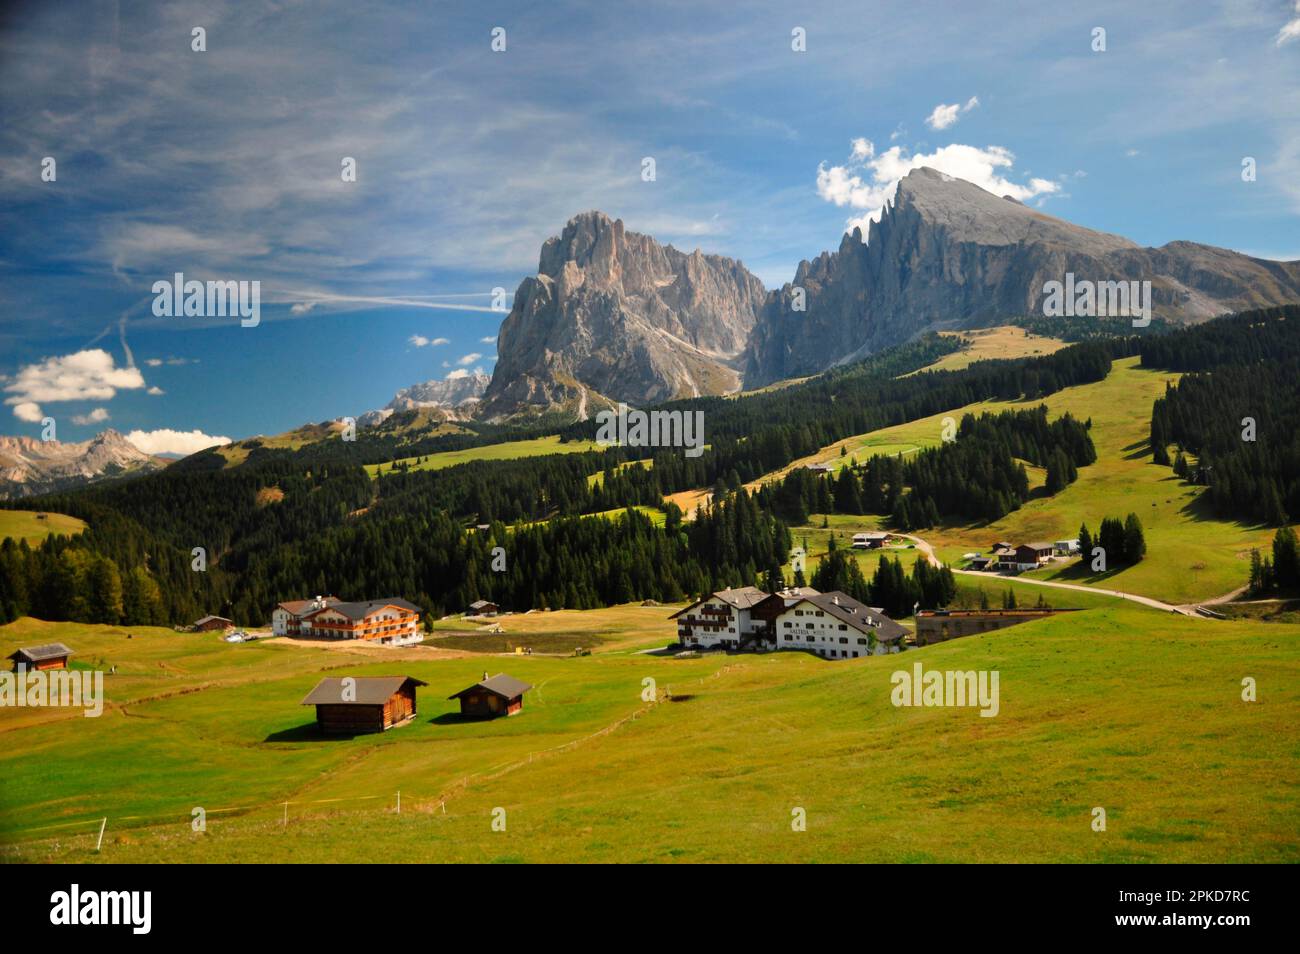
[466,600,499,617]
[193,615,233,632]
[8,642,74,673]
[299,675,427,734]
[448,673,531,719]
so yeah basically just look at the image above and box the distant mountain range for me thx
[357,370,490,427]
[0,429,163,499]
[476,167,1300,415]
[10,167,1300,498]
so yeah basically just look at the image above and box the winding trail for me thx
[892,532,1224,617]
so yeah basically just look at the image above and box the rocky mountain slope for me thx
[477,211,766,419]
[357,371,489,427]
[0,429,162,499]
[743,167,1300,385]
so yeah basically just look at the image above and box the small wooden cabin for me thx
[8,642,74,673]
[448,673,531,719]
[193,615,233,632]
[300,675,428,734]
[466,600,499,617]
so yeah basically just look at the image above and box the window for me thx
[815,611,824,617]
[839,637,848,644]
[839,624,847,631]
[857,638,867,645]
[783,622,792,629]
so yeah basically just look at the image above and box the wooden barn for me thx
[193,615,233,632]
[8,642,74,672]
[448,673,531,719]
[466,600,499,617]
[299,675,427,734]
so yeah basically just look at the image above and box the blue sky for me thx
[2,0,1299,451]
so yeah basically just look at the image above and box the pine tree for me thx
[1078,523,1093,564]
[1273,526,1300,591]
[1123,513,1146,564]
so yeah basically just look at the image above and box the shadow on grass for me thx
[431,711,493,725]
[264,723,359,742]
[1122,440,1152,461]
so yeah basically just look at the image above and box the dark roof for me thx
[669,585,768,619]
[7,642,74,662]
[306,598,423,621]
[1020,541,1055,551]
[278,597,340,616]
[448,673,532,701]
[300,676,427,706]
[794,592,909,642]
[194,615,232,626]
[468,600,497,609]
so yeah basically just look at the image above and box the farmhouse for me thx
[8,642,74,672]
[670,586,769,649]
[914,608,1084,646]
[1014,542,1055,571]
[770,591,907,658]
[805,463,834,474]
[1054,539,1080,556]
[299,598,423,644]
[193,615,233,632]
[300,675,427,734]
[449,673,531,719]
[466,599,499,617]
[851,531,891,549]
[272,596,340,636]
[673,586,906,659]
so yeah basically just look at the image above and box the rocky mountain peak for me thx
[743,167,1300,386]
[479,211,768,419]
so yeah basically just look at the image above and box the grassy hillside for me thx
[0,509,86,545]
[902,326,1068,376]
[765,356,1281,604]
[2,605,1295,863]
[365,435,600,478]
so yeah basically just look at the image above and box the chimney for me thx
[832,596,839,605]
[482,671,489,681]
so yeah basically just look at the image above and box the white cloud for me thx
[480,335,497,344]
[12,401,43,423]
[3,349,146,408]
[1278,2,1300,45]
[125,428,232,456]
[817,140,1060,235]
[144,358,163,367]
[924,96,979,131]
[408,335,450,348]
[71,407,110,425]
[147,386,165,395]
[290,301,317,315]
[445,368,470,380]
[456,352,482,365]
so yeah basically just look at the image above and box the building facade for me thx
[297,598,424,644]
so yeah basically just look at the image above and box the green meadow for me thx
[364,435,600,478]
[0,510,86,545]
[774,356,1282,605]
[2,603,1296,863]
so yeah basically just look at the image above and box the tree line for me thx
[1146,305,1299,526]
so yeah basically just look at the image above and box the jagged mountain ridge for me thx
[0,428,162,499]
[477,211,767,419]
[357,371,490,428]
[742,167,1300,384]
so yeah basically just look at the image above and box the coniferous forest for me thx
[1146,305,1300,525]
[1,307,1293,627]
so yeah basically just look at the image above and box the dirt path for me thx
[893,532,1206,616]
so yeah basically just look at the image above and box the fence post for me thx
[95,817,107,852]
